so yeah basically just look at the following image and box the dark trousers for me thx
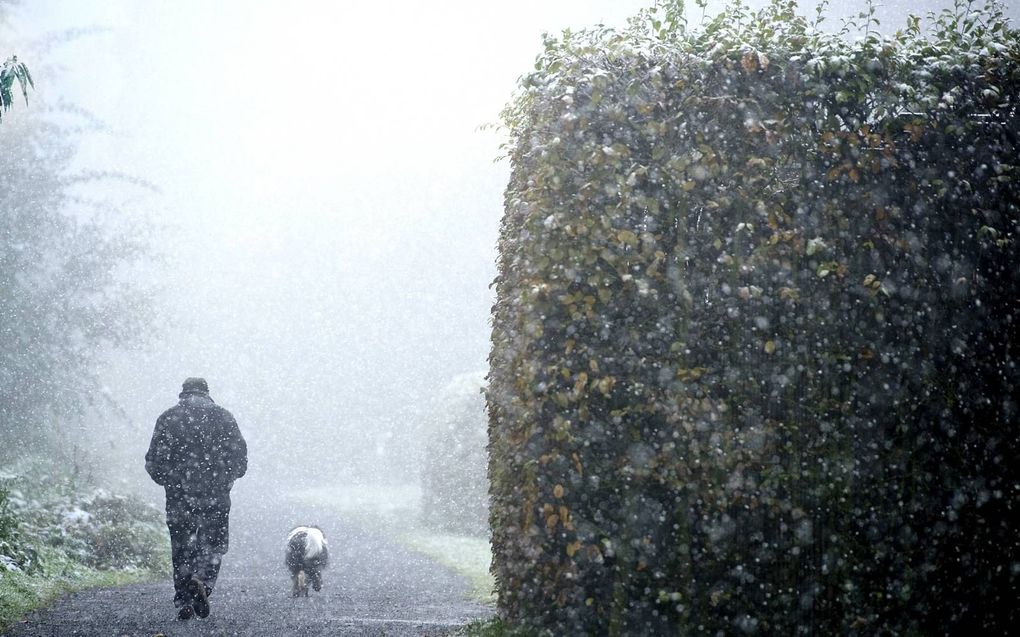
[165,489,231,607]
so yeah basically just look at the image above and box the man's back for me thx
[146,383,247,496]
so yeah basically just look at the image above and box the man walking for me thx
[145,377,247,620]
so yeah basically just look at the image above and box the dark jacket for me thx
[145,390,248,496]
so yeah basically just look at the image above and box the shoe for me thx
[177,605,195,621]
[187,577,210,618]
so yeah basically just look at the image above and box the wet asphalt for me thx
[3,491,493,637]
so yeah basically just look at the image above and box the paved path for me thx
[4,490,493,636]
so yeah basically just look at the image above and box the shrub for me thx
[52,490,168,572]
[487,1,1018,634]
[421,372,490,536]
[0,483,37,574]
[1,461,168,574]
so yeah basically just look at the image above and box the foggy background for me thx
[4,0,1017,501]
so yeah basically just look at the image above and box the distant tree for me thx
[0,109,152,458]
[1,15,151,459]
[0,54,32,122]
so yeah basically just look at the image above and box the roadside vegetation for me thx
[456,618,518,637]
[0,459,168,631]
[401,531,494,605]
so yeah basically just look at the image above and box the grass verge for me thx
[399,531,495,605]
[0,547,157,632]
[453,618,523,636]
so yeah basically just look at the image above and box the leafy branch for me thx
[1,55,33,123]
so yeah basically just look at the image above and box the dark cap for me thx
[181,377,209,394]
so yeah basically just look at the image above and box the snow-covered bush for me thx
[38,489,167,572]
[488,1,1018,634]
[0,483,38,573]
[1,463,168,574]
[421,372,490,536]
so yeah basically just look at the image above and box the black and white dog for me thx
[285,526,329,597]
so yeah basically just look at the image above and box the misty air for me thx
[1,1,1018,635]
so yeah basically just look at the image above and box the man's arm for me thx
[223,412,248,481]
[145,415,173,486]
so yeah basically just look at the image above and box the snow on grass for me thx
[399,531,495,605]
[0,546,150,632]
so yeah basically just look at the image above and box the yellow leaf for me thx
[553,484,565,498]
[741,51,759,73]
[617,230,639,247]
[764,340,777,354]
[573,372,588,393]
[572,453,584,476]
[596,376,616,395]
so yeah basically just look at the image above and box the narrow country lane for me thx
[3,489,493,636]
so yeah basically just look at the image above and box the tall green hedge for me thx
[487,1,1019,634]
